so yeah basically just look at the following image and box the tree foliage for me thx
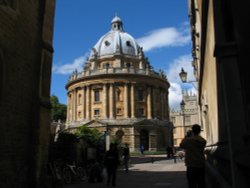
[48,132,77,162]
[50,95,67,122]
[75,125,104,146]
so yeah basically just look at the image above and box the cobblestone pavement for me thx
[64,155,188,188]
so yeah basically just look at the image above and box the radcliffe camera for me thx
[0,1,249,188]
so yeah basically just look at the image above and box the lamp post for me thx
[104,129,110,151]
[180,100,186,137]
[179,67,197,88]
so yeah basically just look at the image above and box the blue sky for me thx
[51,0,195,109]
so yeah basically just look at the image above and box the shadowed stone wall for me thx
[0,1,55,187]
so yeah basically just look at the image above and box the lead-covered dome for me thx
[90,16,141,59]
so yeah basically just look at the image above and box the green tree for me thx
[50,95,67,122]
[55,132,77,162]
[75,125,103,146]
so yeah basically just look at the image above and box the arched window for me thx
[103,63,110,69]
[126,41,131,46]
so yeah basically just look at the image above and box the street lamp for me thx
[180,100,185,111]
[179,68,188,83]
[179,67,197,88]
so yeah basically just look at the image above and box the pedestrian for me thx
[140,144,144,154]
[104,143,119,186]
[122,143,130,172]
[180,124,207,188]
[166,146,173,158]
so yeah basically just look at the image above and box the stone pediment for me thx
[84,119,107,128]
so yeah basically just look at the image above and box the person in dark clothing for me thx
[180,124,207,188]
[166,146,173,158]
[140,144,144,154]
[122,143,130,172]
[104,143,119,186]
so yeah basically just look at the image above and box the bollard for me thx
[151,157,154,163]
[174,155,176,163]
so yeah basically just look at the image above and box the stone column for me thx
[72,89,76,121]
[161,89,165,120]
[109,83,114,119]
[86,85,90,119]
[124,83,129,118]
[82,87,85,119]
[66,93,70,122]
[131,83,135,118]
[103,83,108,119]
[165,92,169,119]
[147,86,152,119]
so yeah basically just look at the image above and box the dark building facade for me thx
[0,1,55,187]
[188,0,250,188]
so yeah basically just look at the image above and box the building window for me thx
[116,89,122,101]
[185,115,191,123]
[138,108,144,116]
[116,108,123,115]
[104,41,110,46]
[137,89,144,101]
[94,90,100,102]
[94,109,100,116]
[68,94,72,109]
[78,111,82,118]
[78,94,82,105]
[103,63,110,69]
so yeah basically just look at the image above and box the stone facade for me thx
[0,1,55,187]
[170,90,200,147]
[188,0,250,188]
[66,16,172,151]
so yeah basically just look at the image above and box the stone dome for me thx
[90,16,141,59]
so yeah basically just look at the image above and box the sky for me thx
[51,0,195,110]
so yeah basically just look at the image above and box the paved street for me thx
[64,155,188,188]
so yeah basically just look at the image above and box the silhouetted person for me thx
[104,143,119,186]
[180,124,206,188]
[140,144,144,154]
[122,143,130,172]
[166,146,173,158]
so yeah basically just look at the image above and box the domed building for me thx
[66,16,172,151]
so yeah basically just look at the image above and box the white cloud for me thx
[137,26,190,52]
[53,56,86,75]
[166,55,196,110]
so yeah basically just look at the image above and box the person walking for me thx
[166,146,173,158]
[180,124,207,188]
[122,143,130,173]
[140,144,144,154]
[104,143,119,186]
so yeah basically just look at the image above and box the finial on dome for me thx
[111,14,123,31]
